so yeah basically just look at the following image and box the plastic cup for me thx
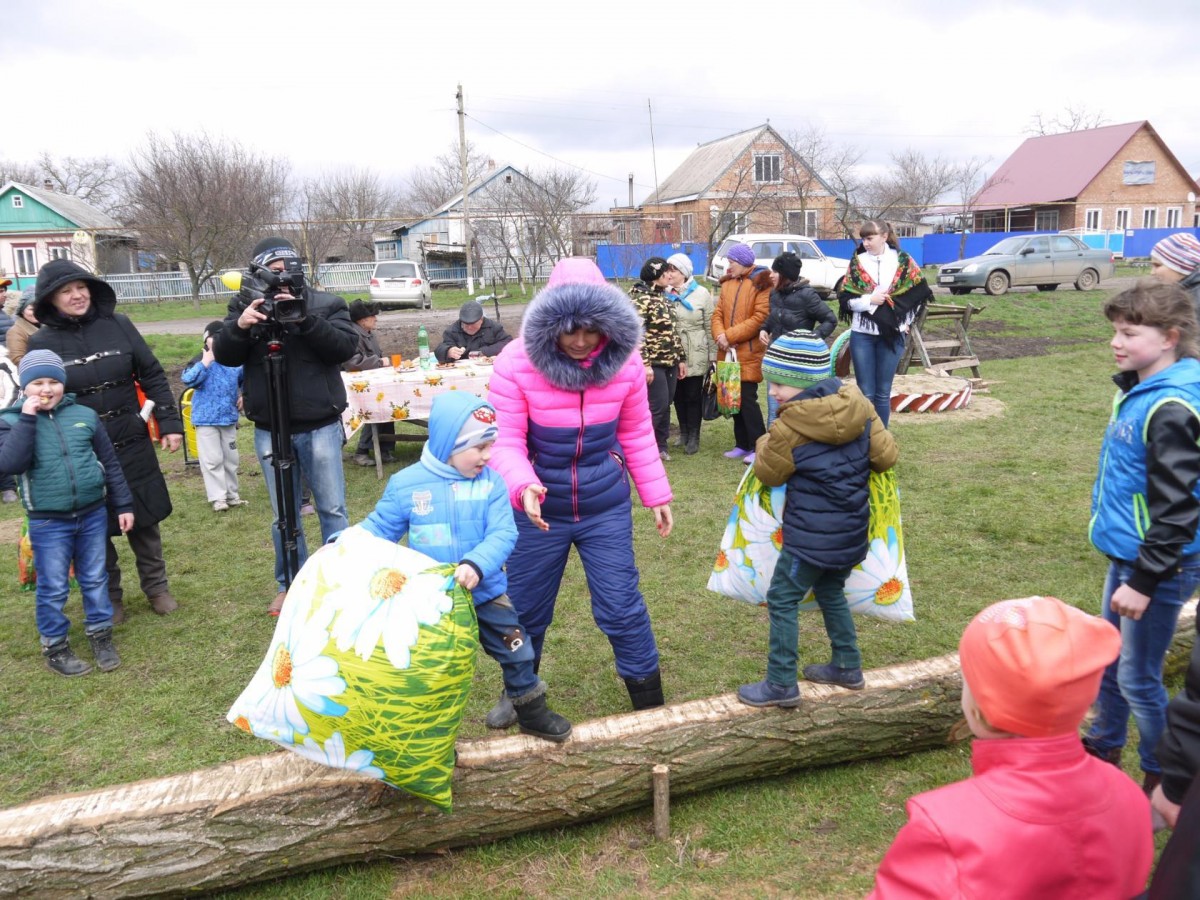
[391,354,402,369]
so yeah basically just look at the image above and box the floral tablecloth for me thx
[341,362,494,440]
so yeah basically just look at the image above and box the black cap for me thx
[459,301,483,324]
[349,300,380,322]
[250,236,299,267]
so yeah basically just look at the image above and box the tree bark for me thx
[1,602,1193,899]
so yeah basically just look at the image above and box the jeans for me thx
[1086,559,1200,775]
[647,365,678,452]
[766,392,779,427]
[254,420,349,590]
[765,549,858,685]
[476,594,540,699]
[849,330,906,427]
[733,381,766,452]
[29,506,114,642]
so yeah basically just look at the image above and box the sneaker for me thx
[353,453,374,467]
[723,447,748,460]
[300,502,316,516]
[226,497,249,507]
[87,628,121,672]
[803,662,865,691]
[268,590,287,617]
[212,499,229,512]
[43,639,92,677]
[0,489,17,503]
[737,679,801,708]
[659,450,672,462]
[148,591,179,615]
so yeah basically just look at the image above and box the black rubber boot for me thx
[87,627,121,672]
[624,669,664,710]
[685,422,700,455]
[43,639,92,677]
[512,681,572,742]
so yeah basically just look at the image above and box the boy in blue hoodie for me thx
[0,350,135,677]
[359,391,571,742]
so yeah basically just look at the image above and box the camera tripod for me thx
[261,327,302,590]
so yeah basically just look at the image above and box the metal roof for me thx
[972,121,1198,207]
[2,181,126,231]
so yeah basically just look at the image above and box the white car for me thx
[368,260,432,309]
[709,233,850,297]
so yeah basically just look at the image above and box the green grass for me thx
[0,285,1172,897]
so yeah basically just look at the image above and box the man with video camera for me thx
[213,237,358,615]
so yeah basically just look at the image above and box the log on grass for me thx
[1,600,1194,899]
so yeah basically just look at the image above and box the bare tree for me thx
[946,156,992,257]
[0,160,41,186]
[403,142,491,214]
[856,149,960,222]
[1026,103,1109,136]
[123,132,290,309]
[772,126,864,238]
[300,167,404,264]
[37,152,125,215]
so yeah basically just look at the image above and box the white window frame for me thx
[615,222,627,244]
[14,246,36,275]
[753,153,782,184]
[48,244,71,261]
[11,195,23,209]
[1114,208,1131,232]
[1166,207,1182,228]
[1084,208,1102,230]
[715,211,746,236]
[1143,208,1158,229]
[785,209,819,236]
[679,213,694,242]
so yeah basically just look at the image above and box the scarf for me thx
[669,279,699,311]
[837,249,931,339]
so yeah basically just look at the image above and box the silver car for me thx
[936,235,1115,296]
[368,260,432,309]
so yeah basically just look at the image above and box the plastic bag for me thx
[227,526,479,811]
[707,467,914,621]
[701,363,721,421]
[715,349,741,417]
[18,518,35,592]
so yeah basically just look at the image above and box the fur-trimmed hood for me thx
[33,260,118,328]
[719,267,773,292]
[520,280,643,391]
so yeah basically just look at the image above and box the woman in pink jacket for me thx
[487,258,673,725]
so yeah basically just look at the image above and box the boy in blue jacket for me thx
[359,391,571,742]
[0,350,135,677]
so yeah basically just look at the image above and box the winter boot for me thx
[512,682,572,742]
[685,423,700,455]
[148,591,178,615]
[110,598,126,625]
[485,690,518,729]
[87,628,121,672]
[803,662,865,691]
[43,639,92,677]
[624,669,665,710]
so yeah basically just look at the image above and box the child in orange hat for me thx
[868,596,1152,899]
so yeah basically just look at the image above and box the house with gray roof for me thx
[0,181,136,289]
[970,121,1198,233]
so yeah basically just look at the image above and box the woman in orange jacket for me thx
[710,242,771,462]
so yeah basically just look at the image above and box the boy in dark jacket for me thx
[737,330,896,706]
[0,351,134,676]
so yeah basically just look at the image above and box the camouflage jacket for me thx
[628,282,683,366]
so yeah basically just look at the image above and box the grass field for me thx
[0,280,1176,897]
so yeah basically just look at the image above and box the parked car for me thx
[709,234,850,297]
[936,235,1115,296]
[368,260,432,309]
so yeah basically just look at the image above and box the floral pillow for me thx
[707,468,914,621]
[227,526,478,810]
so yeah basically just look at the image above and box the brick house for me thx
[970,121,1199,233]
[609,124,845,250]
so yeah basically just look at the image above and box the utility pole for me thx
[457,84,475,295]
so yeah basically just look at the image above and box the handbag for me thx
[701,363,721,421]
[715,348,741,417]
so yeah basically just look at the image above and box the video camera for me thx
[234,257,308,325]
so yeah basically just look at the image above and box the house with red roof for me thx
[970,121,1198,234]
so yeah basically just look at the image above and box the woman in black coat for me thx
[29,260,184,621]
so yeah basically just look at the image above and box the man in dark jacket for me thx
[434,301,513,363]
[213,237,358,615]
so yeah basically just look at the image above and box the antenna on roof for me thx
[648,99,661,207]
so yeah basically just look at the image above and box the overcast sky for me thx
[7,0,1198,209]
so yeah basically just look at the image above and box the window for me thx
[716,211,745,235]
[1115,208,1131,231]
[679,213,694,242]
[1084,208,1102,230]
[1053,236,1082,252]
[615,222,626,243]
[787,240,820,260]
[14,246,36,275]
[753,154,781,184]
[11,195,23,209]
[894,224,916,237]
[786,210,818,236]
[1034,209,1059,231]
[1143,208,1158,228]
[1166,207,1182,228]
[48,245,71,261]
[1028,237,1051,254]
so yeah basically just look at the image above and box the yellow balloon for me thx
[220,270,242,291]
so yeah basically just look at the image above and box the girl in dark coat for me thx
[28,260,184,620]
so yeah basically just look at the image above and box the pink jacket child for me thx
[487,257,674,715]
[869,596,1152,900]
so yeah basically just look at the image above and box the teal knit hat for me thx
[761,330,831,388]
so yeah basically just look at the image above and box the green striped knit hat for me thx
[761,329,831,388]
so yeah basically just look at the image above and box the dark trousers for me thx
[674,374,704,436]
[733,381,766,452]
[647,365,678,452]
[475,593,540,699]
[356,423,396,458]
[105,521,168,603]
